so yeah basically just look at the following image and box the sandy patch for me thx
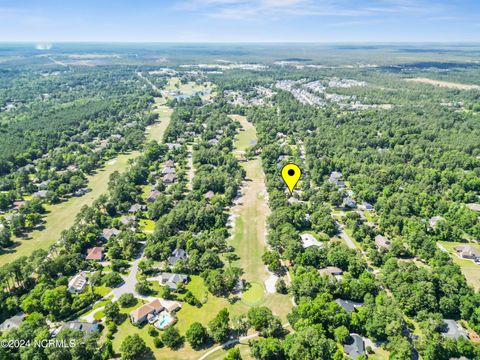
[107,160,117,165]
[406,77,480,90]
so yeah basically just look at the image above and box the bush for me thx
[153,337,164,349]
[161,326,183,349]
[102,271,124,288]
[275,279,288,294]
[186,322,209,350]
[148,326,159,337]
[118,293,137,308]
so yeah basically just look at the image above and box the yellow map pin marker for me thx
[281,163,301,194]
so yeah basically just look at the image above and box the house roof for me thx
[130,299,164,323]
[455,245,480,258]
[321,266,343,275]
[129,204,145,213]
[203,191,215,199]
[167,248,188,266]
[300,233,323,248]
[102,228,120,240]
[163,173,177,183]
[147,189,161,202]
[160,273,188,289]
[68,272,87,291]
[0,313,25,331]
[57,321,98,334]
[86,247,104,261]
[467,203,480,212]
[375,235,390,249]
[344,334,365,359]
[120,215,136,225]
[442,319,468,339]
[336,299,363,313]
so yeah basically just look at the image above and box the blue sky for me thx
[1,0,479,42]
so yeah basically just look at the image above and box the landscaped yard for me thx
[438,241,480,289]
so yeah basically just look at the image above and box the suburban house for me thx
[359,202,374,211]
[102,227,120,241]
[165,159,175,167]
[203,191,215,200]
[0,313,25,332]
[208,138,219,146]
[146,189,161,203]
[429,215,444,229]
[85,247,104,261]
[467,203,480,212]
[158,273,188,290]
[442,319,468,339]
[163,173,177,183]
[344,334,365,359]
[454,245,480,262]
[300,233,323,248]
[329,171,345,188]
[342,197,356,208]
[68,271,88,294]
[120,215,136,226]
[166,143,181,150]
[168,248,188,266]
[53,321,99,336]
[130,299,165,325]
[375,235,391,249]
[335,299,364,313]
[129,204,146,213]
[319,266,343,280]
[161,166,176,175]
[33,190,49,199]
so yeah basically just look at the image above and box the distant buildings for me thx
[328,171,345,189]
[120,215,136,226]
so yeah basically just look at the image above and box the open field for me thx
[405,77,480,90]
[229,115,292,320]
[438,241,480,289]
[0,101,171,264]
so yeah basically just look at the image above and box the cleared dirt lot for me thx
[406,77,480,90]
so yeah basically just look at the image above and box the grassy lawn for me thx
[438,241,480,289]
[95,285,112,297]
[230,114,257,152]
[1,100,172,264]
[140,219,156,232]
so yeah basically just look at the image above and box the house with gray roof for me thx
[335,299,364,313]
[159,273,188,290]
[442,319,468,339]
[54,321,99,336]
[168,248,188,266]
[101,228,120,241]
[0,313,25,332]
[344,334,365,359]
